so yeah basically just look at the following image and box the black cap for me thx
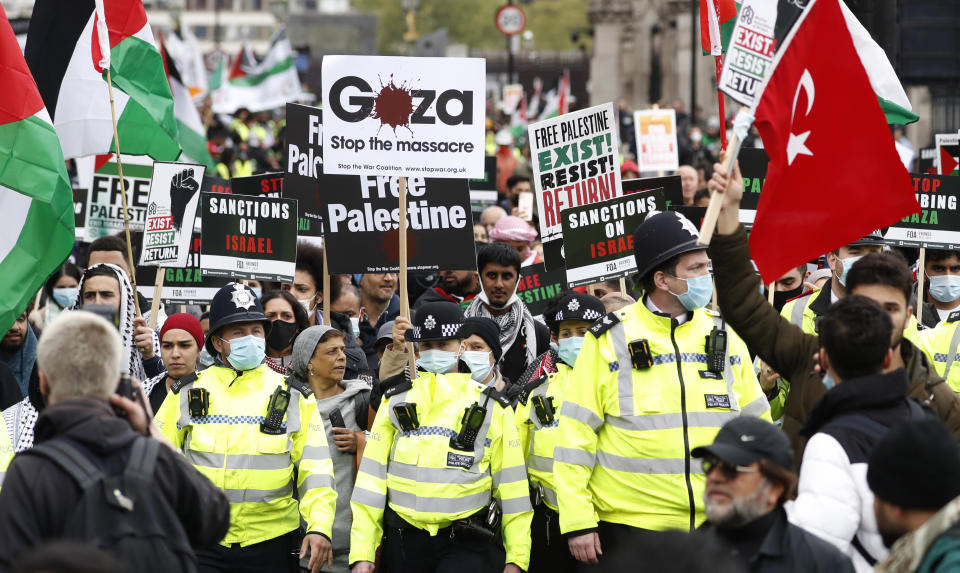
[868,418,960,510]
[848,229,886,247]
[551,293,605,326]
[206,283,271,355]
[633,211,706,281]
[457,317,503,362]
[405,301,464,342]
[692,417,793,470]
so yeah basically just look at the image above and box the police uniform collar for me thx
[642,295,690,326]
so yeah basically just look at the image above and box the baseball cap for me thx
[692,417,793,470]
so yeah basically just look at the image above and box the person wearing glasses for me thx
[693,417,853,572]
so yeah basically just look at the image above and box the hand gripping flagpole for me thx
[697,109,754,246]
[96,0,141,318]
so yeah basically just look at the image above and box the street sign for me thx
[495,4,526,36]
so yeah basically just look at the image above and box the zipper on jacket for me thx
[669,319,696,531]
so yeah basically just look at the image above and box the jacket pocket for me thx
[258,433,292,454]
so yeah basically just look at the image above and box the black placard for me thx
[516,263,568,316]
[230,172,283,198]
[284,102,325,238]
[469,156,499,216]
[73,188,87,237]
[321,174,476,274]
[623,175,682,207]
[884,175,960,249]
[739,148,769,220]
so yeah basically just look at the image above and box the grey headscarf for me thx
[289,325,337,381]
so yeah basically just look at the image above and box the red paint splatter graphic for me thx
[371,76,414,135]
[382,227,418,263]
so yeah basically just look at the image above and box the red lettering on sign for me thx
[225,235,274,254]
[146,216,173,231]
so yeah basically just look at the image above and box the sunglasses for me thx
[702,455,760,480]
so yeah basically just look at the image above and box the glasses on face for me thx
[702,456,760,480]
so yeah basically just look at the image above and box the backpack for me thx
[24,436,198,573]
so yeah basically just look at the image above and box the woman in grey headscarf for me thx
[289,325,371,573]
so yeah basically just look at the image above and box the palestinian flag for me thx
[0,4,75,334]
[211,28,303,114]
[537,70,571,121]
[701,0,739,55]
[938,137,960,176]
[25,0,180,161]
[160,34,215,170]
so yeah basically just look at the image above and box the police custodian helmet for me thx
[633,211,707,280]
[205,282,271,355]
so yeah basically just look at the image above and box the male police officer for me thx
[555,212,770,570]
[515,292,605,573]
[350,301,533,573]
[156,283,337,573]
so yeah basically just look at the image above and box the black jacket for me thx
[701,507,855,573]
[0,398,230,571]
[499,319,550,386]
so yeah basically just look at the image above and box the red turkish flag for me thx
[748,0,920,285]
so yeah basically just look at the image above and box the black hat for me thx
[692,417,793,470]
[848,229,886,247]
[633,211,706,281]
[868,418,960,510]
[457,317,503,362]
[551,293,605,327]
[205,283,271,355]
[405,301,464,342]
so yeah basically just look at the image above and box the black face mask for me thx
[772,285,804,313]
[266,320,298,352]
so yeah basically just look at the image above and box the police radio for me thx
[451,402,487,451]
[393,402,420,432]
[188,388,209,417]
[260,386,290,435]
[628,339,654,370]
[705,327,728,375]
[531,395,555,426]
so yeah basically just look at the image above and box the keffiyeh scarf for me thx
[465,293,537,370]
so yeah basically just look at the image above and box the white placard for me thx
[321,55,486,178]
[634,109,679,172]
[138,162,206,268]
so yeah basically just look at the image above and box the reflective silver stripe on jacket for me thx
[596,451,704,475]
[388,489,491,514]
[790,294,811,327]
[186,451,291,471]
[297,473,334,498]
[554,446,595,467]
[387,460,488,485]
[352,486,387,509]
[561,402,603,432]
[609,322,635,416]
[358,456,388,480]
[944,324,960,381]
[492,465,528,489]
[222,482,293,504]
[605,410,737,432]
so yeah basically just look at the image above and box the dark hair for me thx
[926,249,960,264]
[88,235,126,256]
[693,188,710,203]
[200,311,210,321]
[758,459,798,506]
[506,174,530,190]
[639,256,679,295]
[334,283,361,308]
[81,265,122,293]
[477,242,522,276]
[43,262,82,302]
[319,329,345,345]
[260,290,310,333]
[14,541,127,573]
[295,241,342,304]
[819,295,892,380]
[845,251,912,305]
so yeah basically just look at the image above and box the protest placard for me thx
[200,193,298,282]
[529,102,621,269]
[284,102,325,238]
[73,188,87,240]
[320,55,486,178]
[85,154,153,241]
[470,156,498,215]
[884,175,960,249]
[739,148,769,226]
[517,263,567,316]
[633,109,679,172]
[623,175,682,207]
[139,163,206,268]
[561,190,664,287]
[202,175,232,195]
[502,84,524,114]
[670,205,708,229]
[136,233,231,304]
[230,172,283,198]
[919,147,937,174]
[321,174,475,274]
[936,133,960,175]
[718,0,805,106]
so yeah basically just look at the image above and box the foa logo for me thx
[328,76,475,129]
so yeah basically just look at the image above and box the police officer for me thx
[555,212,770,570]
[155,283,337,573]
[514,292,605,573]
[919,311,960,393]
[349,301,533,573]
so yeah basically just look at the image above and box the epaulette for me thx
[169,372,198,394]
[483,386,512,408]
[382,370,413,399]
[286,376,313,398]
[948,310,960,324]
[517,374,550,406]
[588,312,621,337]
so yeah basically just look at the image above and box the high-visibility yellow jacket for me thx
[555,301,771,534]
[155,363,337,546]
[349,372,533,569]
[515,361,572,512]
[782,285,923,344]
[0,422,11,494]
[919,313,960,393]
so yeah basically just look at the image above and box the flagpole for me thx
[398,176,416,380]
[715,55,727,149]
[105,68,142,318]
[917,248,926,324]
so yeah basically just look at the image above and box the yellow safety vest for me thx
[350,372,533,569]
[232,159,254,178]
[555,301,771,534]
[155,364,337,547]
[515,361,572,512]
[918,313,960,393]
[0,422,12,494]
[233,121,250,142]
[216,163,231,180]
[783,286,923,344]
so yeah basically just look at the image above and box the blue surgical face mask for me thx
[417,349,458,374]
[198,346,215,367]
[549,341,559,354]
[668,273,714,311]
[558,336,585,367]
[52,286,78,308]
[349,316,361,338]
[822,372,837,390]
[929,275,960,303]
[460,350,494,384]
[251,287,262,299]
[222,334,266,371]
[838,255,863,287]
